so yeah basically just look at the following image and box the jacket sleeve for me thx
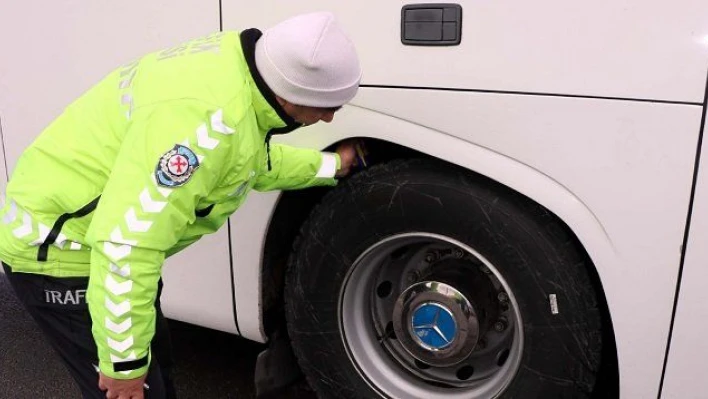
[165,201,240,258]
[85,103,237,379]
[252,143,341,192]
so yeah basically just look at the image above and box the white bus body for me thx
[1,1,707,398]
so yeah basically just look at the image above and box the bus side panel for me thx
[0,1,238,334]
[223,0,708,102]
[662,115,708,399]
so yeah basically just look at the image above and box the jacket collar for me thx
[240,29,302,135]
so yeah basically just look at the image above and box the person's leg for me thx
[151,280,177,399]
[2,263,105,398]
[2,263,169,398]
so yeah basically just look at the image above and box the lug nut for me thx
[453,248,464,259]
[407,272,419,283]
[497,292,509,303]
[425,253,436,263]
[493,318,508,332]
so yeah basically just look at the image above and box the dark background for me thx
[0,274,314,399]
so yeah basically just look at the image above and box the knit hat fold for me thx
[255,12,362,108]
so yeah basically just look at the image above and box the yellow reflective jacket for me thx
[0,29,340,379]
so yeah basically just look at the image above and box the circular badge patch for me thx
[155,144,200,187]
[167,154,189,176]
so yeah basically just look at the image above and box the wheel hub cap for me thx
[411,302,457,350]
[393,281,479,367]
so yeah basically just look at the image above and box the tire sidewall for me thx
[286,161,601,399]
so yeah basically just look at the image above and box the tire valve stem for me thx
[497,292,509,303]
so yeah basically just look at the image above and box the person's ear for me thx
[275,96,288,108]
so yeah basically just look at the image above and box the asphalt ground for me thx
[0,273,315,399]
[0,271,617,399]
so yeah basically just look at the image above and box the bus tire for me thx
[285,158,604,398]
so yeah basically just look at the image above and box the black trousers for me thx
[2,263,177,399]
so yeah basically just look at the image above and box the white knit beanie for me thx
[255,12,362,108]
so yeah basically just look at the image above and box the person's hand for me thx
[99,372,147,399]
[335,140,360,178]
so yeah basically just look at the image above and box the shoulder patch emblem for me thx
[155,144,200,187]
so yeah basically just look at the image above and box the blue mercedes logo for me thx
[410,302,457,350]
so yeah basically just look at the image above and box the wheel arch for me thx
[260,108,618,394]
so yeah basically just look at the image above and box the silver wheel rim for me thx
[339,233,524,398]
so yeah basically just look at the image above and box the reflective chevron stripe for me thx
[180,137,206,162]
[106,274,133,296]
[110,227,138,246]
[124,208,152,233]
[139,189,166,213]
[110,263,131,278]
[106,317,132,334]
[118,60,138,121]
[151,174,173,198]
[210,109,235,134]
[105,298,131,317]
[30,223,51,246]
[13,212,32,238]
[2,200,17,224]
[110,351,137,363]
[59,239,82,251]
[101,110,233,372]
[196,124,219,150]
[179,140,204,164]
[54,233,67,249]
[104,242,131,262]
[107,336,134,353]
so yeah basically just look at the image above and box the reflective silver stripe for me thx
[121,94,133,106]
[13,212,33,238]
[316,153,338,178]
[2,200,17,224]
[29,223,51,246]
[2,198,88,253]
